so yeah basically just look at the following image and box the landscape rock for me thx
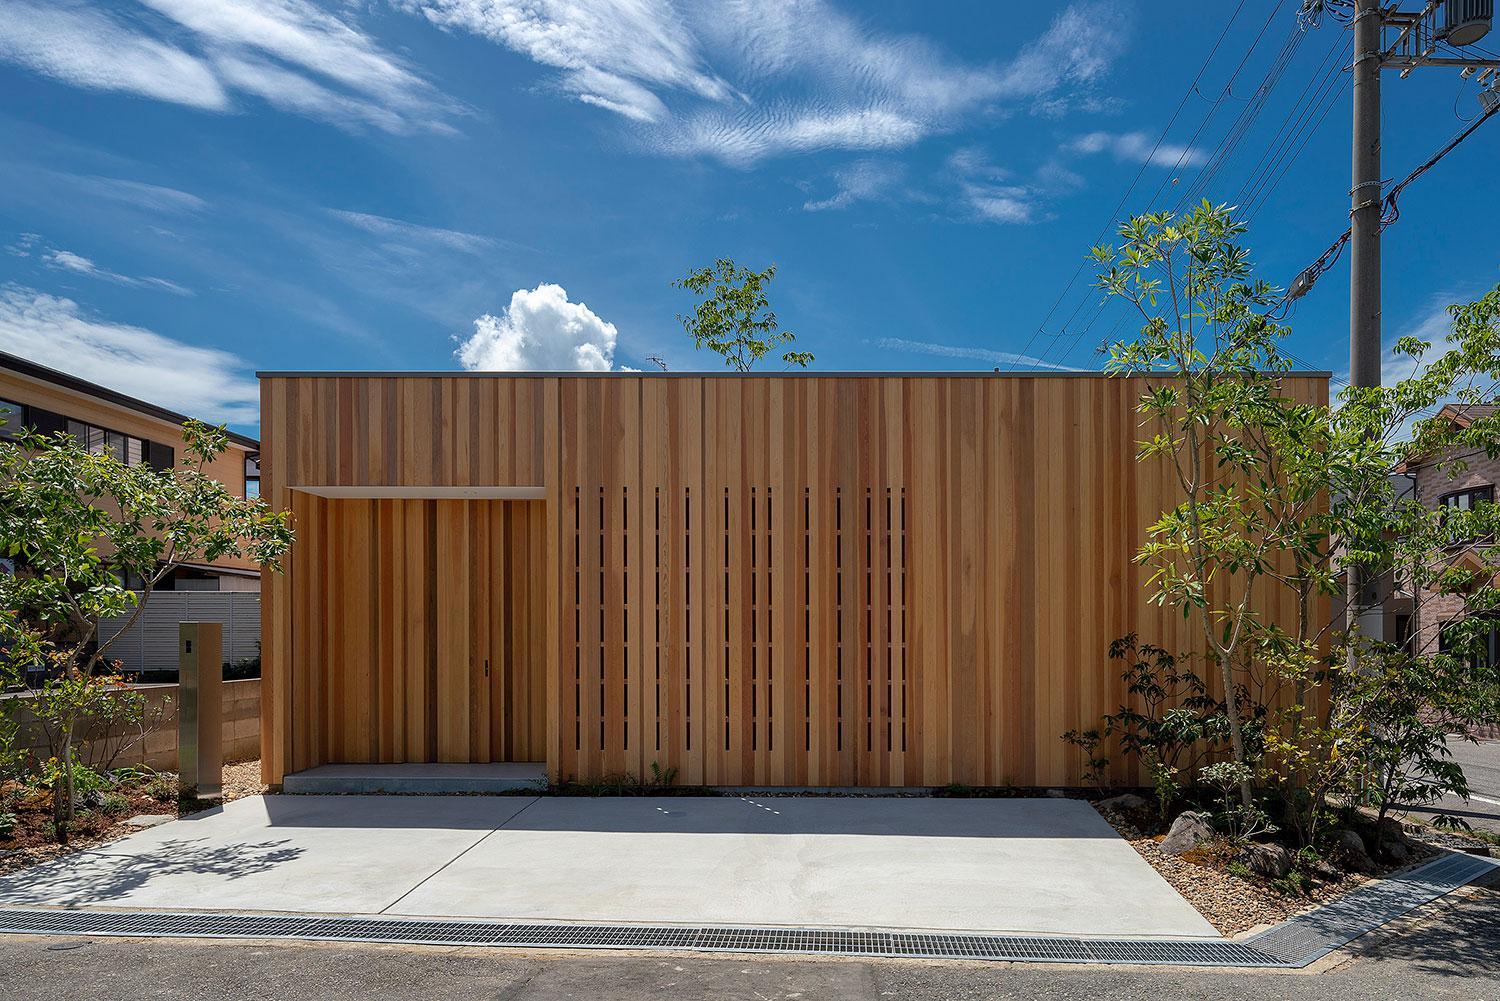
[1238,842,1293,879]
[1160,810,1214,855]
[125,814,174,830]
[1045,788,1068,798]
[1379,838,1411,863]
[1096,793,1148,813]
[1332,828,1376,874]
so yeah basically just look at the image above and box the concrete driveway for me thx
[0,795,1216,939]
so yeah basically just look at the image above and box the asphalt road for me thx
[2,874,1497,1001]
[1400,738,1500,835]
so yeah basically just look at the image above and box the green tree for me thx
[1088,201,1500,844]
[0,419,293,839]
[673,259,812,372]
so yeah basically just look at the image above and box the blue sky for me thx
[1,0,1497,435]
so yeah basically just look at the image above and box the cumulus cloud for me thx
[42,248,193,296]
[803,160,903,211]
[1067,130,1206,168]
[456,283,618,372]
[0,0,454,133]
[0,286,258,423]
[397,0,1130,165]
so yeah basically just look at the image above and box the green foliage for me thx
[673,259,812,372]
[0,810,14,838]
[1199,760,1273,843]
[0,419,293,841]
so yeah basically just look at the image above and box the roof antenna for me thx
[647,355,668,372]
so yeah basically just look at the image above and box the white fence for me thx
[97,591,261,674]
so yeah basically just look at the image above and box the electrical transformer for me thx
[1442,0,1494,46]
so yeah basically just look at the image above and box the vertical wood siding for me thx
[261,374,1328,788]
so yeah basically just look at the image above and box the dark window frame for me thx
[1440,484,1495,510]
[0,398,23,440]
[62,417,151,466]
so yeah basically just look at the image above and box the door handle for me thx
[484,658,490,678]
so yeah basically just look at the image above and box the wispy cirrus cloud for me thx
[0,285,259,422]
[397,0,1130,165]
[1066,130,1206,168]
[42,248,193,297]
[876,336,1075,371]
[330,210,498,255]
[0,0,456,134]
[803,160,904,212]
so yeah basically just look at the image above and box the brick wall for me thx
[4,678,260,773]
[1409,449,1500,663]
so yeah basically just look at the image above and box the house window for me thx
[64,419,148,464]
[1441,485,1494,511]
[244,454,261,499]
[0,399,23,439]
[1440,615,1500,674]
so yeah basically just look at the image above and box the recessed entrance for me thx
[284,493,546,770]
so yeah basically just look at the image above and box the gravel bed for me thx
[1092,802,1478,937]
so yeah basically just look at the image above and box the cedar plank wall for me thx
[260,374,1328,787]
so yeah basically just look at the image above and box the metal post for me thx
[178,621,224,798]
[1348,0,1385,643]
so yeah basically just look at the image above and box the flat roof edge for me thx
[257,370,1334,379]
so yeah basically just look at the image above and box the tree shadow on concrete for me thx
[0,838,304,907]
[1339,872,1500,978]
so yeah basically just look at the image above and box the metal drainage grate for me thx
[0,852,1490,969]
[0,908,1279,966]
[1248,851,1499,966]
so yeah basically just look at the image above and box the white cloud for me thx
[397,0,731,123]
[994,2,1128,112]
[804,160,903,211]
[396,0,1131,164]
[0,1,228,110]
[65,174,208,214]
[331,210,496,255]
[876,337,1075,371]
[946,147,1040,225]
[456,283,618,372]
[0,286,258,423]
[0,0,454,133]
[1067,130,1206,168]
[42,248,193,297]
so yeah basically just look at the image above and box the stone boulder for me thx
[1160,810,1214,854]
[1238,841,1293,879]
[1096,793,1148,813]
[1332,828,1376,874]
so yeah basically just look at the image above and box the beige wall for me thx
[0,368,259,574]
[5,678,261,773]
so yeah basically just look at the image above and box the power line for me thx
[1284,96,1500,306]
[1040,5,1325,369]
[1014,0,1252,368]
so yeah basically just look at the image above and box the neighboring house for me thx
[1395,403,1500,676]
[0,351,263,676]
[256,370,1331,789]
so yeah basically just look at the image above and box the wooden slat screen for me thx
[262,373,1328,788]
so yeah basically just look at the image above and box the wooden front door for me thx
[434,499,547,763]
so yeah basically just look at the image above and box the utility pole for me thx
[1320,0,1500,642]
[1350,0,1383,393]
[1349,0,1385,644]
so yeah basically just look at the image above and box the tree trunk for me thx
[54,726,74,844]
[1216,652,1254,807]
